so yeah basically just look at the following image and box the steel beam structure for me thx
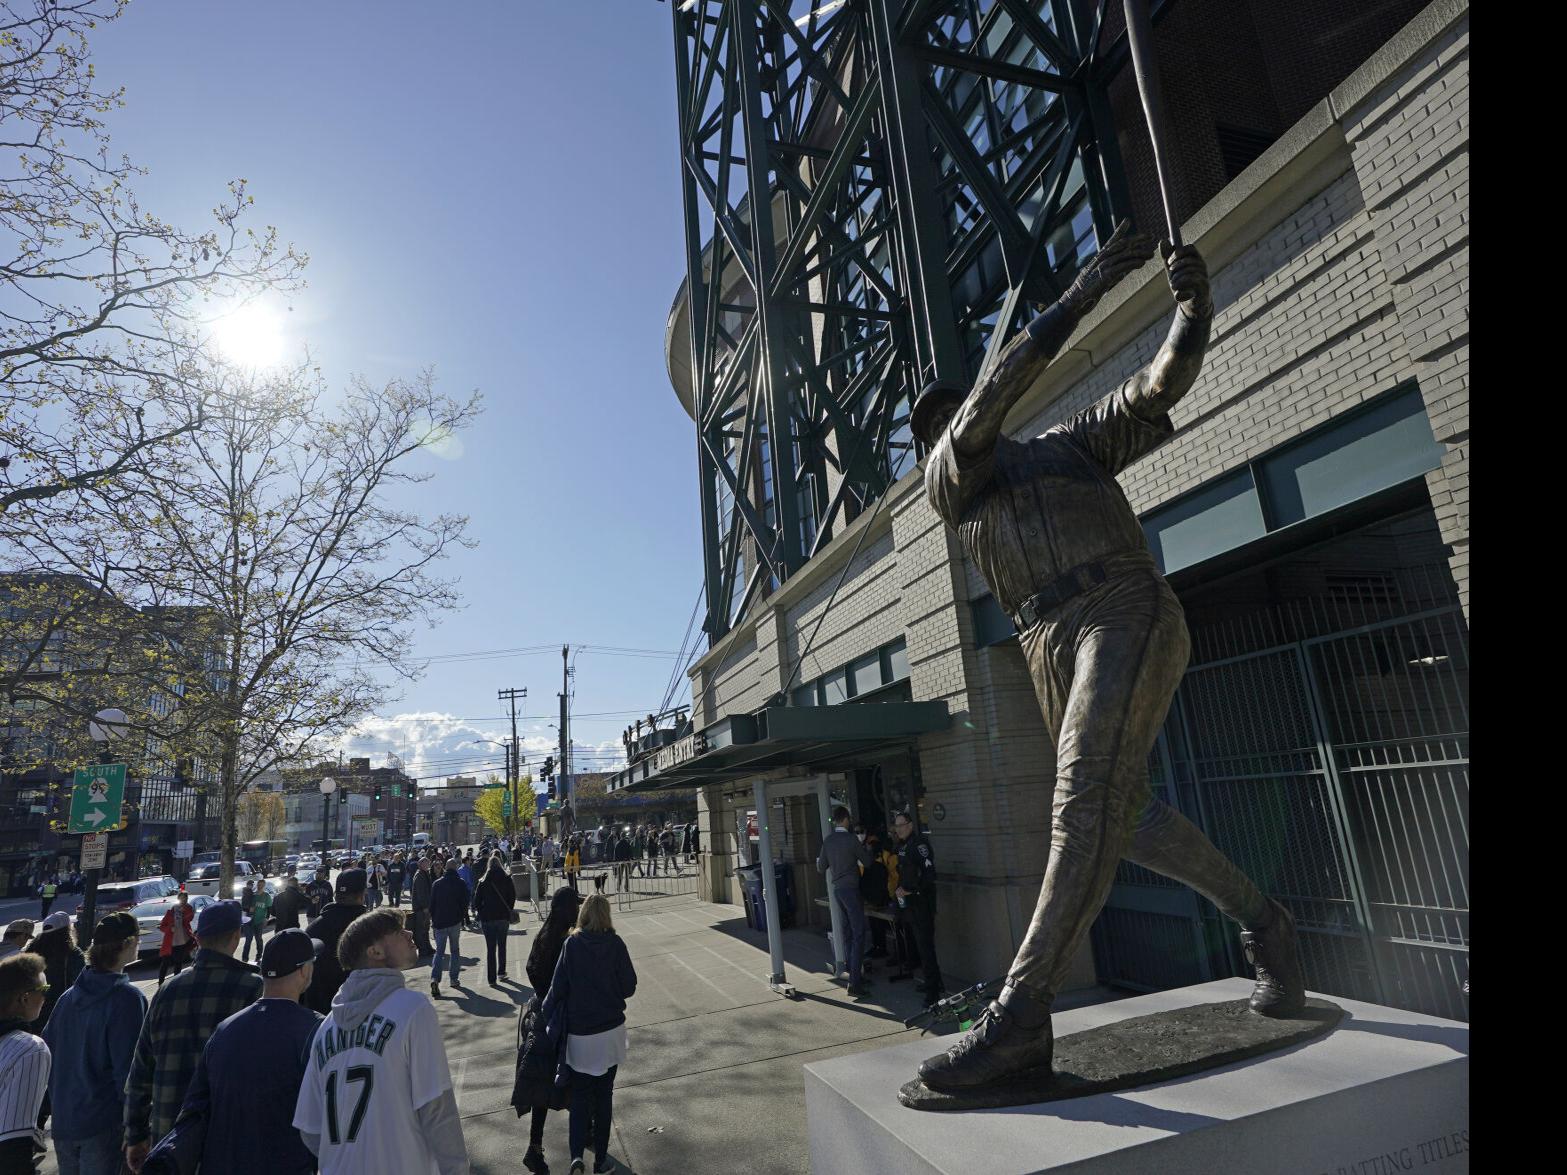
[671,0,1144,643]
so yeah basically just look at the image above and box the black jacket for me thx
[271,885,308,930]
[540,930,638,1037]
[475,869,516,922]
[301,901,362,1014]
[896,833,938,901]
[429,871,468,930]
[613,839,631,862]
[410,867,433,911]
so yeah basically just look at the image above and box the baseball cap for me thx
[194,899,243,939]
[335,868,367,896]
[3,919,34,940]
[91,911,139,947]
[40,911,72,934]
[261,928,322,978]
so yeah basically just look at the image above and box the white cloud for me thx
[336,712,626,786]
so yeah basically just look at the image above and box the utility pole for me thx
[497,686,527,839]
[559,645,571,808]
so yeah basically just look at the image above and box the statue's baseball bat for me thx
[1122,0,1182,247]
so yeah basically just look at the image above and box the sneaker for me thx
[593,1157,615,1174]
[917,993,1054,1091]
[430,981,440,998]
[1240,898,1307,1018]
[568,1160,586,1175]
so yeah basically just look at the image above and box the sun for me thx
[211,302,288,370]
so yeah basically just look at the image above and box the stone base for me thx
[805,978,1469,1174]
[899,997,1344,1111]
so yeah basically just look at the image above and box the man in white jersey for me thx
[293,909,469,1174]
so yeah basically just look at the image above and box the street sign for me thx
[80,832,108,871]
[174,840,194,859]
[392,784,401,798]
[68,764,127,834]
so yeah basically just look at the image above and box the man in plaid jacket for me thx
[122,899,262,1172]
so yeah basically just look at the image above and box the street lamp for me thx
[468,738,517,839]
[319,777,335,860]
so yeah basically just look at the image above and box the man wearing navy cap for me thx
[123,900,262,1172]
[179,928,324,1174]
[302,867,367,1015]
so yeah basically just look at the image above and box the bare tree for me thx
[0,0,305,515]
[64,365,483,888]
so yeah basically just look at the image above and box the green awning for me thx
[607,700,950,793]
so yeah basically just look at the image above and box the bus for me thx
[411,832,431,851]
[240,840,289,874]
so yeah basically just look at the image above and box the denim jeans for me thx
[54,1128,122,1175]
[568,1064,617,1162]
[481,919,509,984]
[431,924,461,983]
[831,884,868,986]
[241,918,266,961]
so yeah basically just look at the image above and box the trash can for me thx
[736,863,766,932]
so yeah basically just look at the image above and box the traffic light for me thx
[373,783,383,802]
[338,786,349,806]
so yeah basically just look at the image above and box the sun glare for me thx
[211,303,288,370]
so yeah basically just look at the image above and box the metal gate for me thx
[1092,561,1470,1021]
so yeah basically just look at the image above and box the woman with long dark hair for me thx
[513,886,582,1174]
[23,913,84,1030]
[476,852,519,985]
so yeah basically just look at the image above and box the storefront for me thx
[609,700,949,986]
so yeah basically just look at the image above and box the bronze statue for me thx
[910,222,1306,1094]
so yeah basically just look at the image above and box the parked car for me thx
[184,860,256,897]
[130,895,215,956]
[75,875,180,917]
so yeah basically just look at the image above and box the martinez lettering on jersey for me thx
[314,1014,398,1069]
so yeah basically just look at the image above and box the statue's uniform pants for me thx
[1010,567,1269,998]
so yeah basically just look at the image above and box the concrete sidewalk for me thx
[453,893,1119,1173]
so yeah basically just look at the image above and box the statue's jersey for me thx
[923,379,1172,617]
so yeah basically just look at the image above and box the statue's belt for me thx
[1010,552,1156,631]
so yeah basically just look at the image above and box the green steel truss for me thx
[671,0,1148,642]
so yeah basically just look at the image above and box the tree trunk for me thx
[218,735,240,894]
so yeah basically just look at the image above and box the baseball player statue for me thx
[910,222,1306,1093]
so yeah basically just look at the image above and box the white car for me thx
[185,860,257,897]
[130,895,215,956]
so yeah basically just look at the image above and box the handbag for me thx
[489,875,521,924]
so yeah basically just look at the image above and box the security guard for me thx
[892,810,942,1006]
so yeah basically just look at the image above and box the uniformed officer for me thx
[910,222,1305,1092]
[892,810,942,1007]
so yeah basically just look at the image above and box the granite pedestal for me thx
[804,978,1468,1175]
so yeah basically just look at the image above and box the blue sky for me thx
[91,1,702,785]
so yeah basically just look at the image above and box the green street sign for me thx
[392,784,402,798]
[69,764,127,834]
[502,797,513,817]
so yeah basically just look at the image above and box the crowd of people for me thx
[0,836,643,1175]
[534,822,698,896]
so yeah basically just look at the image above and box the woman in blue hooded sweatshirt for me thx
[540,894,636,1175]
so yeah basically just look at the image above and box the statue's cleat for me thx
[1241,898,1307,1018]
[917,1000,1054,1091]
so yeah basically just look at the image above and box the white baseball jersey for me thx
[292,987,453,1174]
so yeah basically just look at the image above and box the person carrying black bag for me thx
[511,887,581,1175]
[476,853,520,986]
